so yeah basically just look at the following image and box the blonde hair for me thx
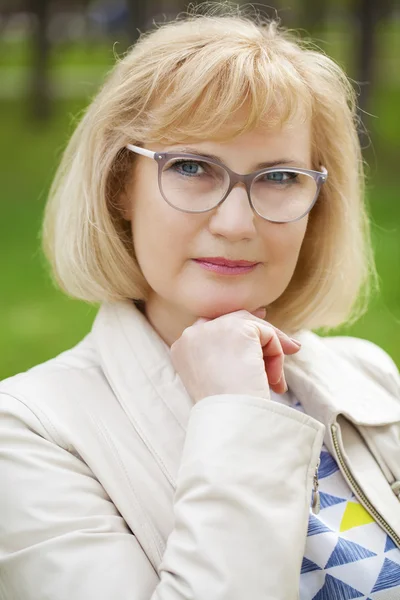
[42,5,377,334]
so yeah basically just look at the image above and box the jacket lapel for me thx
[92,300,193,490]
[284,330,400,540]
[93,302,400,473]
[92,302,400,542]
[284,330,400,431]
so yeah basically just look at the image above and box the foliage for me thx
[0,33,399,379]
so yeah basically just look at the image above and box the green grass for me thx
[0,37,118,69]
[1,99,98,380]
[1,39,399,380]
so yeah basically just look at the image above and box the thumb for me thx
[192,317,209,327]
[252,307,267,319]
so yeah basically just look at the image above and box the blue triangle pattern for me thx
[318,450,340,479]
[384,535,397,552]
[312,574,363,599]
[308,514,332,537]
[301,557,322,574]
[371,558,400,592]
[319,492,347,510]
[325,537,377,568]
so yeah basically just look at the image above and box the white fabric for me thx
[0,300,399,600]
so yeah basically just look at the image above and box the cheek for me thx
[263,219,308,268]
[132,202,169,271]
[130,181,199,274]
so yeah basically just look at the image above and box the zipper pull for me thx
[312,459,321,515]
[391,480,400,501]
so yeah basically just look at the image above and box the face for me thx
[123,121,312,340]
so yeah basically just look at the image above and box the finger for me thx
[263,353,284,388]
[251,324,285,384]
[192,317,209,327]
[251,307,267,319]
[252,323,289,391]
[269,374,288,395]
[262,353,288,395]
[245,312,301,354]
[255,323,284,358]
[264,358,286,392]
[250,320,299,360]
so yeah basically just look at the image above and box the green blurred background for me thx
[1,0,399,380]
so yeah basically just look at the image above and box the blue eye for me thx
[266,171,297,183]
[171,160,205,176]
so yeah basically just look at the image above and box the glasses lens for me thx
[250,170,318,222]
[160,158,229,212]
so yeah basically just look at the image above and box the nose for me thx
[207,184,257,241]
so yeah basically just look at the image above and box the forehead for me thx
[196,120,310,149]
[158,119,313,167]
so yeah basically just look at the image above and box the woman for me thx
[1,8,399,600]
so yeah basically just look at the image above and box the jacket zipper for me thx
[331,423,400,548]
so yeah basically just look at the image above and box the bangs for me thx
[45,11,372,332]
[142,44,313,143]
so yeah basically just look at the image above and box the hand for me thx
[171,309,301,404]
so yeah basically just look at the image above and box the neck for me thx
[143,296,196,347]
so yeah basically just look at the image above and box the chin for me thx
[188,295,262,320]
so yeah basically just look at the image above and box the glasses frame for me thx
[126,143,328,223]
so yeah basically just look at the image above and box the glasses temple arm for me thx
[126,144,156,159]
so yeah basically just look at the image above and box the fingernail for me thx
[271,374,283,386]
[271,374,288,391]
[290,337,302,347]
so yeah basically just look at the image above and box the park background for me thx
[0,0,399,380]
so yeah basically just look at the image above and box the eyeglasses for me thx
[126,144,328,223]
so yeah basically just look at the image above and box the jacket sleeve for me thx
[0,392,324,600]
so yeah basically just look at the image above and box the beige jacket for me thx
[1,300,400,600]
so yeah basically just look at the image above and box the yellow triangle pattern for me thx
[340,501,375,531]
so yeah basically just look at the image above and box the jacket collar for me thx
[284,329,400,428]
[91,300,192,488]
[91,301,400,485]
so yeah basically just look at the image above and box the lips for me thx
[193,257,258,267]
[192,257,260,276]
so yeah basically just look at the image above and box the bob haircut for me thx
[42,6,377,335]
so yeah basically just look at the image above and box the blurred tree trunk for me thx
[299,0,329,34]
[353,0,395,147]
[126,0,149,43]
[356,0,377,116]
[29,0,51,121]
[354,0,393,111]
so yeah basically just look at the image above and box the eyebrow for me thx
[167,147,310,170]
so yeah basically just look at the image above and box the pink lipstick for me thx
[193,257,259,275]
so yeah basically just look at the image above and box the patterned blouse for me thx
[271,388,400,600]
